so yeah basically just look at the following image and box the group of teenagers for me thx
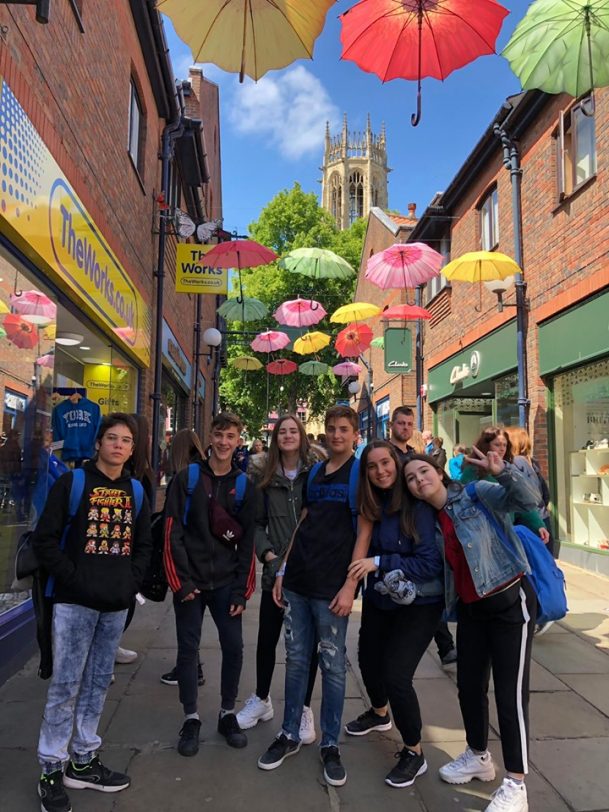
[29,405,546,812]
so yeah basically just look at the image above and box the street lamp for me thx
[348,381,361,395]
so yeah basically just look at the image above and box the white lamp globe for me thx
[203,327,222,347]
[348,381,361,395]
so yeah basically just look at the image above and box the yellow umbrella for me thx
[441,251,521,282]
[330,302,381,324]
[158,0,334,82]
[293,331,330,355]
[0,299,9,314]
[230,355,263,371]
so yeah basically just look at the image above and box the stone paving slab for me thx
[530,737,609,812]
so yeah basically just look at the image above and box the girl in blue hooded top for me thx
[345,440,444,790]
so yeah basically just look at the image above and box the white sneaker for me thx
[236,693,274,730]
[535,621,554,637]
[115,646,138,664]
[486,778,528,811]
[439,747,496,784]
[299,705,316,745]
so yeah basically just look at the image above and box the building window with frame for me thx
[479,186,499,251]
[330,174,342,226]
[426,235,449,301]
[349,171,364,225]
[556,97,596,199]
[128,79,145,177]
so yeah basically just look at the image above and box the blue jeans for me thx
[282,589,348,748]
[38,603,127,773]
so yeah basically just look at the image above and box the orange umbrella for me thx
[335,322,373,357]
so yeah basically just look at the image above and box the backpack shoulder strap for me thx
[306,462,323,502]
[68,468,86,520]
[131,479,144,518]
[465,481,478,501]
[348,458,360,529]
[234,472,247,512]
[183,463,201,526]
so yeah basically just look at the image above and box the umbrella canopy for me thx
[0,300,9,314]
[335,322,373,357]
[293,331,331,355]
[36,352,55,368]
[441,251,521,282]
[274,297,327,327]
[230,355,263,371]
[157,0,334,82]
[267,358,298,375]
[330,302,381,323]
[250,330,290,353]
[370,336,385,348]
[204,239,277,269]
[217,296,268,323]
[279,247,355,280]
[333,361,362,376]
[3,313,38,349]
[382,304,432,320]
[503,0,609,99]
[10,290,57,324]
[366,242,443,289]
[299,360,330,375]
[340,0,508,125]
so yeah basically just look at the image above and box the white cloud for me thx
[228,66,340,160]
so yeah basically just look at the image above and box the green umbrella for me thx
[503,0,609,99]
[370,336,384,349]
[217,296,268,322]
[299,360,330,375]
[279,248,355,280]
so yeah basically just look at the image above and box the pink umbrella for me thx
[36,352,55,368]
[267,358,298,375]
[366,243,443,289]
[332,361,361,376]
[251,330,290,353]
[382,304,432,320]
[274,297,326,327]
[10,290,57,324]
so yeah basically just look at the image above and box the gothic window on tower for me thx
[349,171,364,224]
[330,174,342,226]
[371,184,379,208]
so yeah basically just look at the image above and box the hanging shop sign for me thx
[175,244,228,294]
[162,320,192,391]
[0,79,151,366]
[384,328,412,374]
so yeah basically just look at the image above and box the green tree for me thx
[219,183,365,434]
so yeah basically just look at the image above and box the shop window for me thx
[128,79,145,177]
[348,171,364,225]
[556,98,596,199]
[375,396,390,439]
[478,186,499,251]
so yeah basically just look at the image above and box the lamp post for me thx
[193,326,222,430]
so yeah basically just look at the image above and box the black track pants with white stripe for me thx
[456,577,537,774]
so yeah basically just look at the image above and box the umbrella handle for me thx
[582,8,595,118]
[411,89,422,127]
[411,3,423,127]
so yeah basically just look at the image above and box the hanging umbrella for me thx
[267,358,298,375]
[274,297,327,327]
[366,242,443,289]
[157,0,334,82]
[503,0,609,103]
[340,0,509,125]
[279,247,355,280]
[42,323,56,340]
[335,323,373,357]
[204,239,278,269]
[230,355,263,371]
[293,331,331,355]
[36,352,55,368]
[330,302,381,323]
[0,299,9,314]
[441,251,521,282]
[333,361,362,376]
[250,330,290,353]
[217,296,268,323]
[10,290,57,324]
[3,313,38,349]
[299,360,330,375]
[382,304,432,320]
[371,336,384,348]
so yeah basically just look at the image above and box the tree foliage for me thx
[218,183,366,434]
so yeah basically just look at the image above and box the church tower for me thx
[320,113,389,230]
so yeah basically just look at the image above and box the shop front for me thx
[159,320,192,479]
[428,322,519,451]
[539,290,609,576]
[0,79,151,680]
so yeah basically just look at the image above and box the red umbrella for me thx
[267,358,298,375]
[382,304,432,320]
[335,322,373,357]
[340,0,509,125]
[3,313,39,349]
[203,239,278,269]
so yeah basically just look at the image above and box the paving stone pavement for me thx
[1,562,608,812]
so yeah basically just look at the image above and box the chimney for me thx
[408,202,417,219]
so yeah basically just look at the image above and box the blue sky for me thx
[162,1,533,236]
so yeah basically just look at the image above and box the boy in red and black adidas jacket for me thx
[164,412,256,757]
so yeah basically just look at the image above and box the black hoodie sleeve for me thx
[130,495,152,589]
[31,472,78,586]
[231,479,256,607]
[163,471,197,601]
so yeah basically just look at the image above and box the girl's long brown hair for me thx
[259,414,310,490]
[463,425,513,479]
[129,414,154,493]
[505,426,531,460]
[358,440,403,523]
[402,453,452,540]
[170,428,205,474]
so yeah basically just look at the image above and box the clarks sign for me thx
[449,351,480,386]
[384,328,412,374]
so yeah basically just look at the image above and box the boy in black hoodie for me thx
[33,413,152,812]
[164,411,256,756]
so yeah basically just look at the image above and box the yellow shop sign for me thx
[175,244,228,294]
[0,79,151,365]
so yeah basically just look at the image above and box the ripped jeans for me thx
[282,589,348,748]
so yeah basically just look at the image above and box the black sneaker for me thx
[177,718,201,757]
[321,746,346,786]
[257,733,301,770]
[441,648,458,666]
[345,708,392,736]
[385,748,427,788]
[38,770,71,812]
[161,664,205,686]
[63,757,130,792]
[217,712,247,748]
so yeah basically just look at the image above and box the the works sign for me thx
[175,244,228,294]
[384,327,412,374]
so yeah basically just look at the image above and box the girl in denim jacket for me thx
[404,448,539,812]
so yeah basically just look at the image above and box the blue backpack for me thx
[465,482,567,625]
[306,458,360,531]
